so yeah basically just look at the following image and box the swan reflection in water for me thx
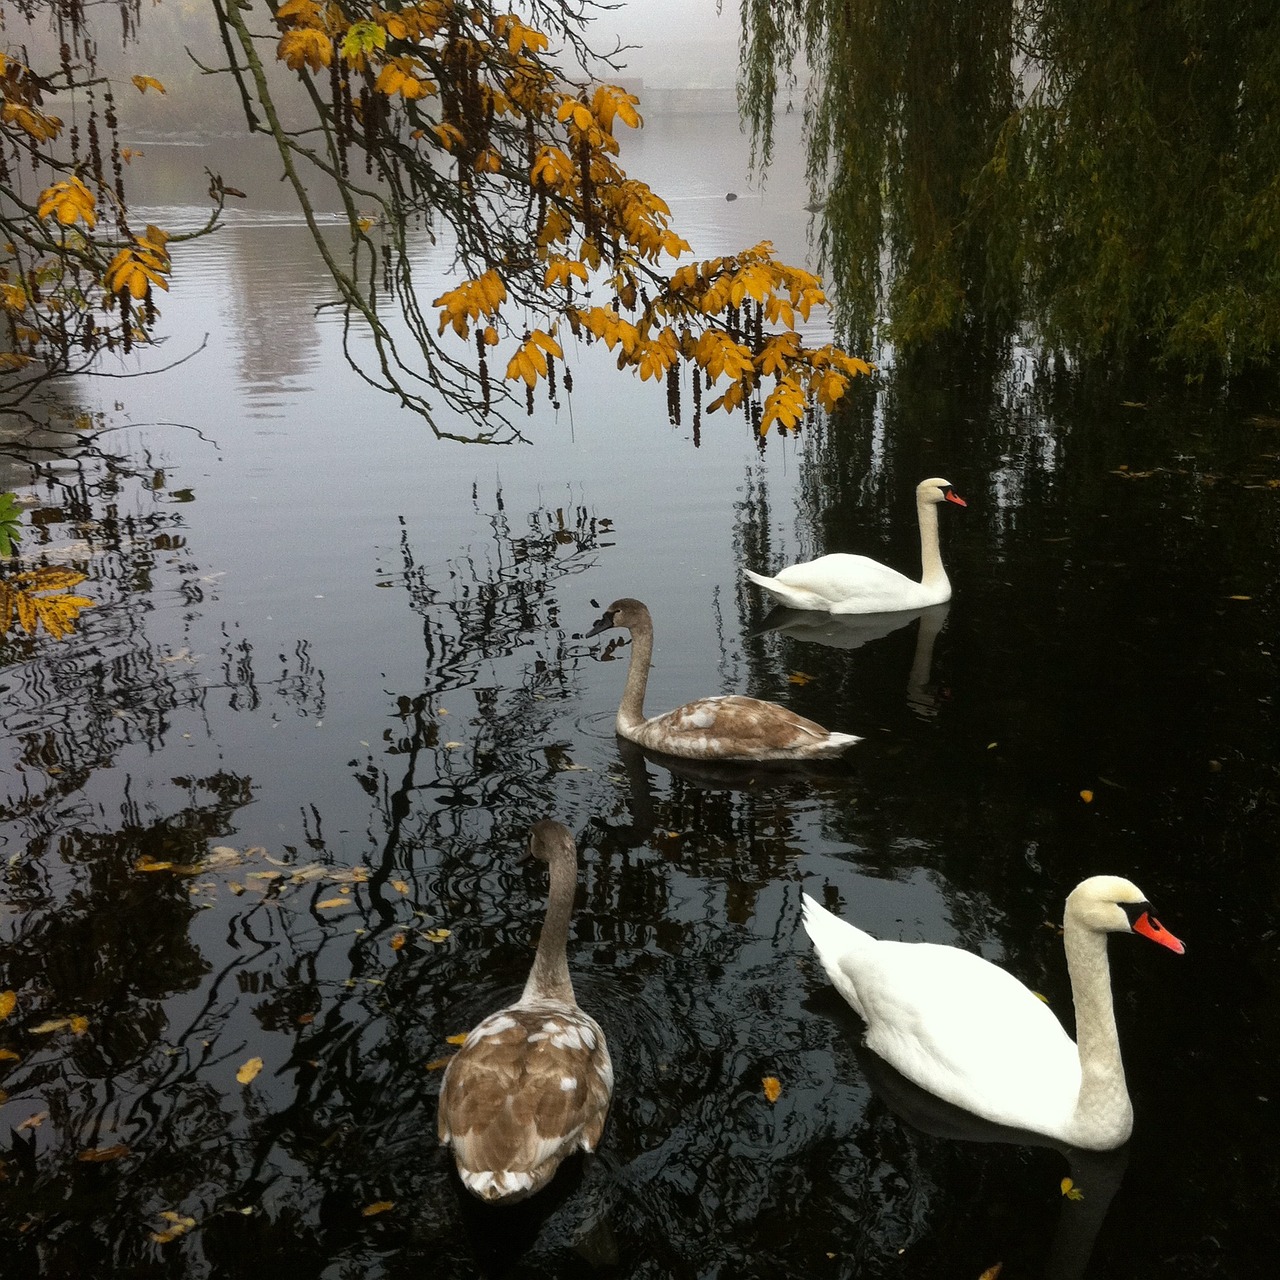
[853,1040,1130,1280]
[755,601,950,716]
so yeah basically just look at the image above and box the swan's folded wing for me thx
[647,695,855,757]
[438,1004,613,1198]
[857,942,1081,1131]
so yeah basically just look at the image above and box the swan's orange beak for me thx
[1133,911,1185,954]
[945,488,967,507]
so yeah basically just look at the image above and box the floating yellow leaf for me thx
[391,933,406,951]
[391,879,410,894]
[423,928,451,944]
[1060,1176,1084,1201]
[0,990,15,1020]
[135,857,174,872]
[1228,594,1252,601]
[361,1200,395,1217]
[762,1075,782,1104]
[424,1054,454,1071]
[317,896,350,910]
[78,1143,130,1162]
[787,671,814,686]
[236,1056,264,1085]
[17,1111,48,1130]
[0,1048,20,1062]
[131,74,166,95]
[150,1211,197,1244]
[31,1018,71,1034]
[68,1015,89,1035]
[979,1265,1004,1280]
[1079,789,1094,804]
[446,1032,468,1046]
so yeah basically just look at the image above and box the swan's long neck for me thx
[917,497,948,590]
[521,849,578,1006]
[1063,922,1129,1133]
[616,620,653,732]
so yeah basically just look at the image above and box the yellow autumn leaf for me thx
[391,880,409,894]
[131,74,166,94]
[361,1200,395,1217]
[391,933,406,951]
[423,927,451,944]
[316,896,351,909]
[1079,789,1094,804]
[446,1032,468,1045]
[0,990,15,1020]
[135,858,175,872]
[78,1143,130,1162]
[787,671,814,686]
[69,1015,89,1035]
[31,1019,71,1034]
[979,1265,1004,1280]
[0,1048,20,1062]
[424,1054,454,1071]
[150,1211,196,1244]
[37,176,97,229]
[762,1076,782,1104]
[1060,1176,1084,1201]
[236,1056,264,1085]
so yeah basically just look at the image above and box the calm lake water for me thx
[2,113,1279,1278]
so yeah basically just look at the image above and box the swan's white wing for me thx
[850,941,1081,1133]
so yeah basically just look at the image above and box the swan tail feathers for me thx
[801,892,873,1019]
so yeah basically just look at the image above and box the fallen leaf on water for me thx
[78,1143,130,1162]
[228,881,245,895]
[248,871,281,881]
[391,880,410,894]
[1079,789,1094,803]
[236,1056,264,1085]
[31,1018,71,1034]
[979,1265,1004,1280]
[1032,991,1050,1004]
[391,933,406,951]
[0,990,15,1020]
[762,1076,782,1104]
[151,1210,197,1244]
[444,741,463,749]
[1060,1176,1084,1201]
[297,1013,315,1025]
[68,1015,89,1035]
[787,671,814,685]
[423,928,451,944]
[17,1111,48,1130]
[361,1200,395,1217]
[0,1048,20,1062]
[1228,594,1252,601]
[316,897,350,910]
[135,858,175,872]
[446,1032,468,1046]
[425,1055,454,1071]
[987,742,997,750]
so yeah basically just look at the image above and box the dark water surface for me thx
[2,115,1279,1278]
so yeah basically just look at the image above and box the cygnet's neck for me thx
[521,848,578,1007]
[616,620,653,732]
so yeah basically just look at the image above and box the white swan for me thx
[438,820,613,1201]
[802,875,1184,1150]
[745,477,967,613]
[586,597,860,761]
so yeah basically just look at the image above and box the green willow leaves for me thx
[739,0,1280,372]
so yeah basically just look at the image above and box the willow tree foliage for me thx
[739,0,1280,373]
[1,0,870,446]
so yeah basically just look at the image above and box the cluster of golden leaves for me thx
[0,567,95,641]
[269,0,870,431]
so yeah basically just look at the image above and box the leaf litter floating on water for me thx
[78,1143,130,1162]
[236,1056,263,1086]
[151,1211,197,1244]
[361,1201,395,1217]
[1060,1176,1084,1201]
[762,1076,782,1104]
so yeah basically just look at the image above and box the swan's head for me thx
[584,597,650,637]
[917,477,967,508]
[1065,875,1185,953]
[526,818,576,867]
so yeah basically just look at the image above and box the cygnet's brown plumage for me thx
[437,820,612,1202]
[586,598,860,761]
